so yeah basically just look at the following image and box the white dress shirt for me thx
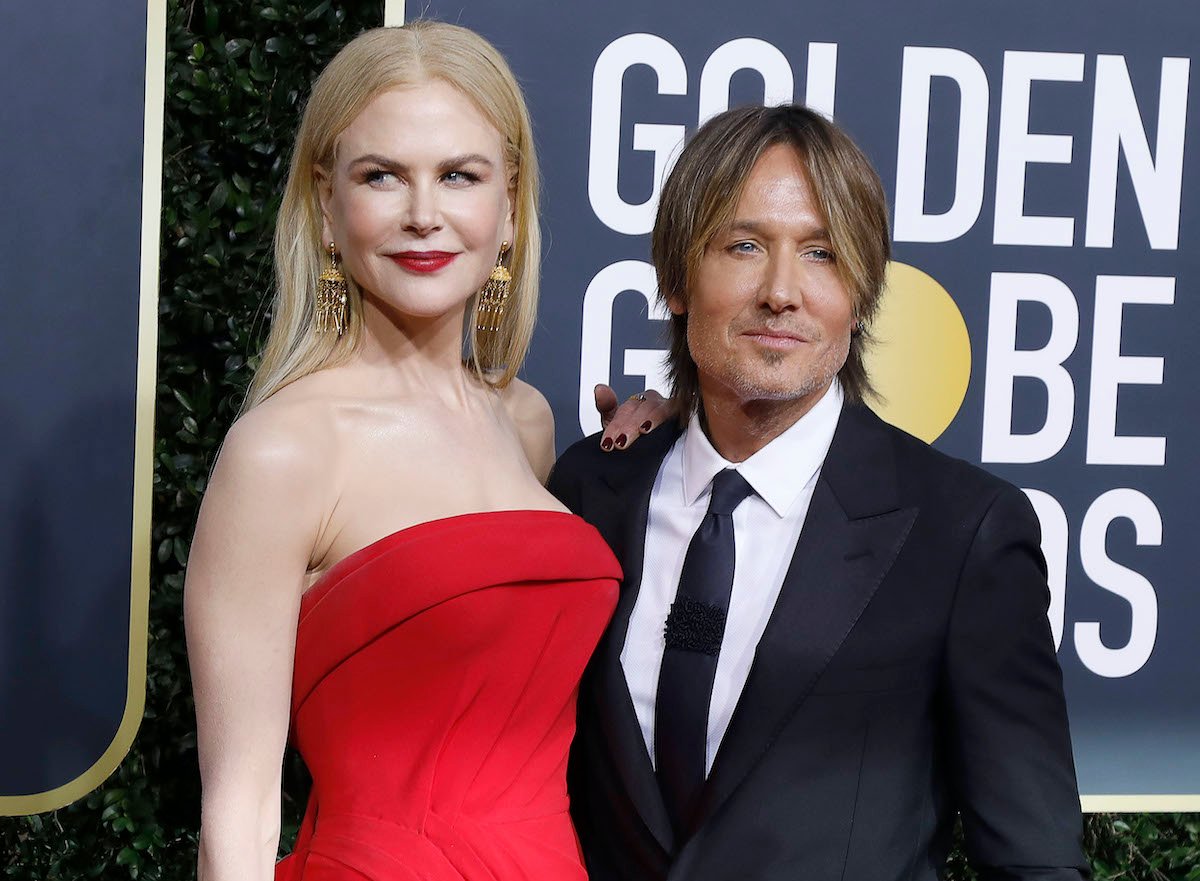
[620,381,843,774]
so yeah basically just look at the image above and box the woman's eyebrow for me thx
[438,153,494,171]
[345,153,496,173]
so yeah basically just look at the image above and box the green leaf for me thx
[224,38,250,59]
[207,181,230,212]
[132,831,155,851]
[304,1,332,21]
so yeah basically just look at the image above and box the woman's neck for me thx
[350,294,476,400]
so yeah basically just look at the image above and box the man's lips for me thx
[388,251,459,273]
[742,328,809,348]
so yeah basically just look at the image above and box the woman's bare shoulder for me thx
[216,377,342,489]
[498,377,553,432]
[498,378,555,482]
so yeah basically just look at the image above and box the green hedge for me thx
[2,1,1197,878]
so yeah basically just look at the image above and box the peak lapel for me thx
[687,405,918,836]
[588,425,681,853]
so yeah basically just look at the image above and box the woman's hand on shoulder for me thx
[185,402,333,880]
[500,378,556,484]
[593,384,676,451]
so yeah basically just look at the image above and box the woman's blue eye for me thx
[364,169,393,185]
[444,170,481,184]
[807,248,834,262]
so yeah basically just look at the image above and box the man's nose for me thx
[758,252,804,312]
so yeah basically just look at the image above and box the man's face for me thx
[671,143,856,411]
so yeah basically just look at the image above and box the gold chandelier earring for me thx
[315,242,348,336]
[476,241,512,334]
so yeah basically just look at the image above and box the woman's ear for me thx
[315,165,335,245]
[503,182,516,248]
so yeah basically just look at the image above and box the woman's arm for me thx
[185,410,327,881]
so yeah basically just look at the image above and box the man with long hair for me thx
[551,104,1088,880]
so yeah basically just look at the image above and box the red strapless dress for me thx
[274,510,620,881]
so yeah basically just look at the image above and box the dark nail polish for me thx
[601,437,614,451]
[640,421,653,432]
[616,434,628,448]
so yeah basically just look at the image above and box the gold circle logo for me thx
[864,261,971,443]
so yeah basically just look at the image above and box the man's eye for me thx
[730,241,758,254]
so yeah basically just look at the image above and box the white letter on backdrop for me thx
[1085,55,1190,250]
[588,34,687,236]
[1086,275,1174,465]
[804,42,838,117]
[578,261,671,435]
[1075,489,1161,678]
[698,38,794,124]
[981,272,1079,463]
[1022,488,1069,651]
[993,51,1085,246]
[894,46,990,243]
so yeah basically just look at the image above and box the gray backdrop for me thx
[0,3,148,802]
[2,0,1195,807]
[418,0,1199,799]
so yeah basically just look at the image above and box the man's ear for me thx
[315,164,335,245]
[667,294,687,316]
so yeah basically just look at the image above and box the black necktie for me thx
[654,468,755,835]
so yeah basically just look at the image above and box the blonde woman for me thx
[185,23,663,881]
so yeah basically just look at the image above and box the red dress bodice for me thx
[275,510,620,881]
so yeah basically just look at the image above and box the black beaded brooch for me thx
[663,595,727,657]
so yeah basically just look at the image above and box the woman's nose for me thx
[402,182,442,235]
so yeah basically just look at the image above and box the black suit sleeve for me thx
[546,449,582,514]
[945,485,1090,880]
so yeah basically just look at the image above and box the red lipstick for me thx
[390,251,458,273]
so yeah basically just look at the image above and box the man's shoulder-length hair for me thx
[651,103,891,417]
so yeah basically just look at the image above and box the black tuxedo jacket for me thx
[549,403,1089,881]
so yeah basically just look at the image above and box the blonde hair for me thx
[244,22,541,409]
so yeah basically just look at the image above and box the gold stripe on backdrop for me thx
[0,0,163,816]
[1083,795,1200,813]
